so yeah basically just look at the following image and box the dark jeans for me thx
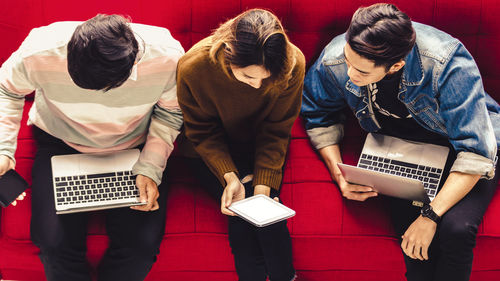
[30,127,168,281]
[390,150,499,281]
[186,157,295,281]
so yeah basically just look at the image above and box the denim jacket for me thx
[302,22,500,179]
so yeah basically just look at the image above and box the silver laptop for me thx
[337,133,449,204]
[51,149,146,214]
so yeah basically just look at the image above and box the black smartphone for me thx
[0,169,29,207]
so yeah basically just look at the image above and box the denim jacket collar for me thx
[345,79,362,97]
[401,45,424,87]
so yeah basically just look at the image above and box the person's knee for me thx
[438,217,478,256]
[131,228,164,256]
[440,217,478,240]
[31,226,86,258]
[258,219,289,236]
[31,221,61,250]
[228,217,255,246]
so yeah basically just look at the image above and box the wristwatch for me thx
[420,204,441,224]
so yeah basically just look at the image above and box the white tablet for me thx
[228,194,296,227]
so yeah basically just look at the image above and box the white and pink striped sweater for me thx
[0,21,184,185]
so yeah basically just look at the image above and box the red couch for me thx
[1,1,499,280]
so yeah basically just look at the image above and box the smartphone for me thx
[0,169,29,207]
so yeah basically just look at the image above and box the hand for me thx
[10,192,26,207]
[254,184,279,202]
[131,175,160,211]
[0,155,24,206]
[221,172,245,216]
[337,172,377,201]
[401,215,437,260]
[0,155,15,175]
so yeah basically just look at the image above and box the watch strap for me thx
[421,204,441,223]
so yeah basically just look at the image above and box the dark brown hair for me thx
[67,14,138,91]
[346,3,416,70]
[209,8,295,85]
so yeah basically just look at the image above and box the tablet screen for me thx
[228,194,295,227]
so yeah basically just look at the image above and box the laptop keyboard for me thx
[358,154,442,197]
[54,171,139,206]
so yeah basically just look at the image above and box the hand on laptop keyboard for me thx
[130,175,159,212]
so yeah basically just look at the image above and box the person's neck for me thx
[382,68,403,81]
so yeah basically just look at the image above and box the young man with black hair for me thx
[302,3,500,281]
[0,14,184,280]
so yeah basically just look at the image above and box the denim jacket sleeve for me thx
[301,51,347,150]
[437,43,497,179]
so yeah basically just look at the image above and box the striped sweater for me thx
[0,21,184,185]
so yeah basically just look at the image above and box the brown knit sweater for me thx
[177,38,305,190]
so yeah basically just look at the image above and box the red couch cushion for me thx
[1,1,499,281]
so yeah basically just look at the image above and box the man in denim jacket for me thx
[302,3,500,281]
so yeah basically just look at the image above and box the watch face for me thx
[421,204,430,214]
[421,204,439,222]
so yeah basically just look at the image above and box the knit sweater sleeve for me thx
[253,51,306,190]
[176,68,238,186]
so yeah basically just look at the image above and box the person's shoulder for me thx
[178,38,215,78]
[289,43,306,71]
[413,22,461,63]
[20,21,80,57]
[131,23,184,56]
[31,21,81,35]
[320,33,347,64]
[413,22,457,43]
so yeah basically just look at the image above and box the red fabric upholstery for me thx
[0,1,499,280]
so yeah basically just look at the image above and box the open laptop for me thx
[337,133,450,204]
[51,149,146,214]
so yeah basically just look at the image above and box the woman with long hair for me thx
[177,8,305,281]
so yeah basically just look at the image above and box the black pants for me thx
[186,157,295,281]
[390,150,499,281]
[29,127,168,281]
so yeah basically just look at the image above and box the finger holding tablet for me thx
[221,172,245,216]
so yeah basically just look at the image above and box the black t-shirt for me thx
[370,69,448,146]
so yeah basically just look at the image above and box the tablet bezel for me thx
[228,194,296,227]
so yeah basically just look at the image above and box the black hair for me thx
[67,14,139,91]
[346,3,416,70]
